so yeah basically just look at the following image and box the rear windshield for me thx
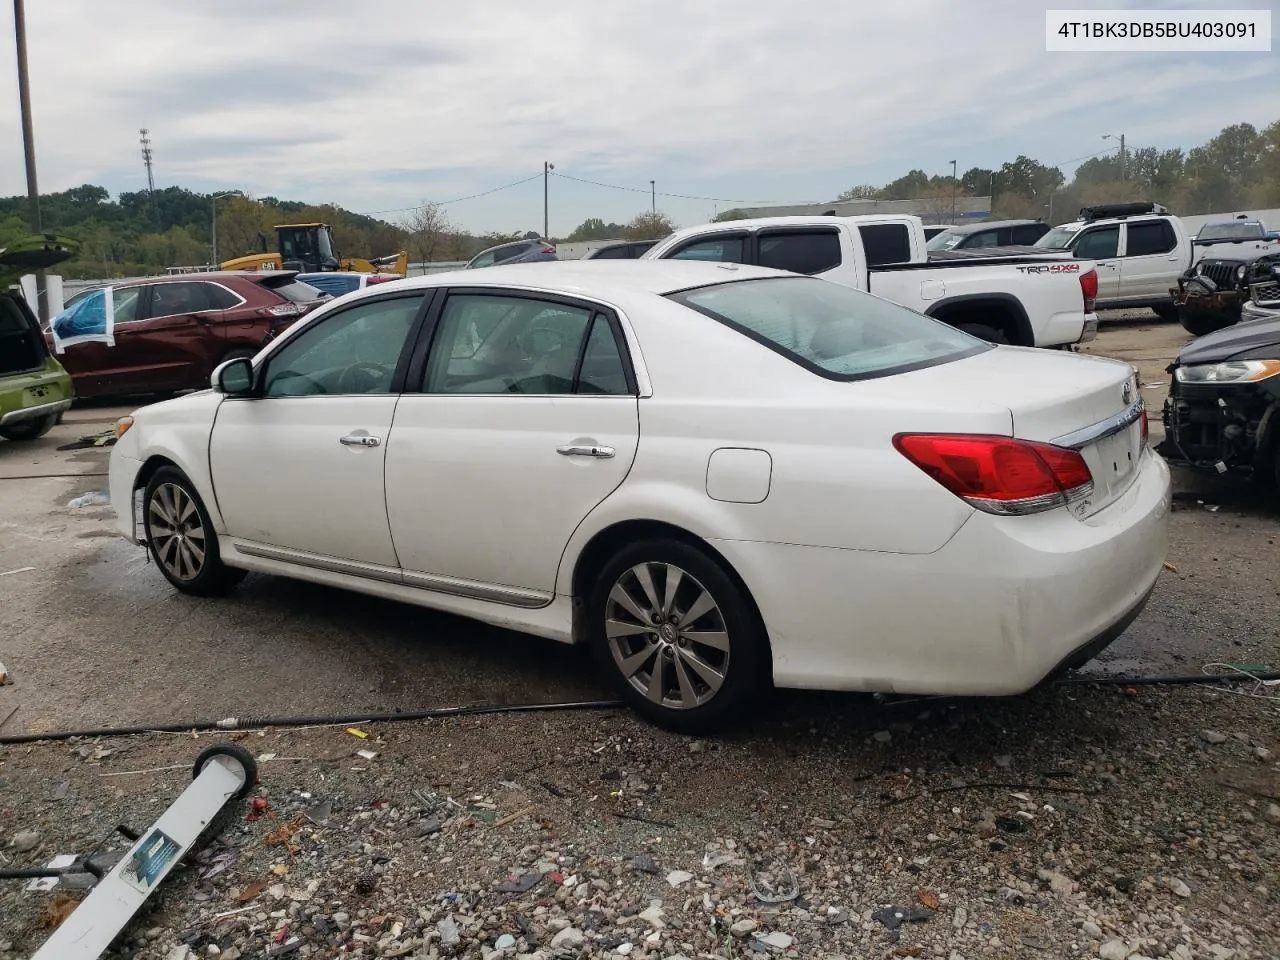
[1197,222,1264,242]
[668,276,988,381]
[261,278,327,303]
[1035,225,1081,250]
[925,231,966,251]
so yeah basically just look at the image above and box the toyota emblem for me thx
[1122,381,1134,405]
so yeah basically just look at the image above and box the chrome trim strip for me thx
[231,540,552,608]
[1051,399,1144,450]
[402,569,551,608]
[0,398,72,426]
[233,540,404,585]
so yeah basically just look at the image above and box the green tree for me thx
[622,211,676,241]
[836,184,880,201]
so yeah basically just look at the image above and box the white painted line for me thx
[0,566,35,577]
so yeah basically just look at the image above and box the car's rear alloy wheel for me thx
[143,466,245,596]
[590,540,768,732]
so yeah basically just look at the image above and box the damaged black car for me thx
[1173,223,1280,337]
[1159,313,1280,486]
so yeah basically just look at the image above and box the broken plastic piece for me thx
[346,727,370,739]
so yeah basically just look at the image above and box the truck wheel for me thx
[958,323,1009,345]
[1151,304,1177,322]
[1178,309,1233,338]
[0,414,56,441]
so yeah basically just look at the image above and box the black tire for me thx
[1151,304,1178,322]
[143,466,245,596]
[588,539,769,733]
[1178,309,1233,338]
[192,743,258,801]
[0,414,56,441]
[957,323,1009,344]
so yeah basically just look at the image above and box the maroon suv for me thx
[48,272,328,399]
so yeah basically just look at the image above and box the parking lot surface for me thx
[1,318,1278,959]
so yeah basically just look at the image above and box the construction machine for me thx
[220,223,407,275]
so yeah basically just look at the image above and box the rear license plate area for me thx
[23,385,51,406]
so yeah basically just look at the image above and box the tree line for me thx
[713,118,1280,224]
[5,117,1275,279]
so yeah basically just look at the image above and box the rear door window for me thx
[1124,221,1177,256]
[857,224,912,266]
[1012,223,1048,245]
[203,283,243,309]
[757,230,842,275]
[147,281,216,318]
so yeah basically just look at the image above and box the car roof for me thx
[106,271,299,287]
[940,219,1043,235]
[377,259,788,299]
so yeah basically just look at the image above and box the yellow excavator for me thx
[220,223,407,275]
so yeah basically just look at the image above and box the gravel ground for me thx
[3,682,1278,960]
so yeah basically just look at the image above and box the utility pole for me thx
[950,159,957,223]
[650,180,656,215]
[140,129,158,228]
[13,0,48,319]
[1120,133,1126,181]
[543,161,554,239]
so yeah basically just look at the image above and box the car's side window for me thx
[576,314,631,395]
[113,287,145,324]
[261,295,425,398]
[1125,221,1177,257]
[857,224,912,266]
[149,281,215,318]
[423,294,626,396]
[757,230,842,275]
[469,251,496,268]
[967,231,1000,249]
[667,236,746,263]
[1013,224,1047,245]
[1074,226,1119,260]
[202,283,242,309]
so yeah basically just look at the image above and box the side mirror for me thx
[212,357,255,396]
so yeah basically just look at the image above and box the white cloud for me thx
[0,0,1276,233]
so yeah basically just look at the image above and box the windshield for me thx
[668,276,988,381]
[1197,222,1264,242]
[1035,225,1081,250]
[925,231,966,251]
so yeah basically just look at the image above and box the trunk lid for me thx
[875,346,1143,517]
[0,234,78,288]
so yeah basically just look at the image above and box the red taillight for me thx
[542,245,556,254]
[893,434,1093,515]
[1140,406,1149,445]
[1080,269,1098,313]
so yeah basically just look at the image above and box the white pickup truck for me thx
[1034,202,1192,318]
[643,214,1098,348]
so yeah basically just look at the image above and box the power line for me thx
[359,173,544,217]
[550,170,819,206]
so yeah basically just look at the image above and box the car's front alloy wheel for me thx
[143,466,245,596]
[590,540,768,732]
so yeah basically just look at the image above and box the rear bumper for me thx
[1078,312,1099,343]
[0,396,71,426]
[712,448,1170,695]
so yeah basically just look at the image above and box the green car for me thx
[0,234,77,441]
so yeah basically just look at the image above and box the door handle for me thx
[557,444,615,459]
[340,434,381,447]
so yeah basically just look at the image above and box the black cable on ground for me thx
[0,698,625,746]
[1057,671,1280,687]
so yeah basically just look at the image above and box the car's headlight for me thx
[116,416,134,438]
[1236,265,1247,280]
[1174,360,1280,384]
[1195,262,1205,276]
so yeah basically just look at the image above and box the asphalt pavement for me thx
[1,318,1278,737]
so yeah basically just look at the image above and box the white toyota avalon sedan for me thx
[108,260,1170,731]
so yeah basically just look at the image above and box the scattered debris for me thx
[1163,561,1178,573]
[0,661,11,685]
[67,491,110,508]
[1200,730,1229,745]
[749,863,800,904]
[665,869,693,887]
[354,749,378,761]
[915,889,940,910]
[11,830,40,854]
[0,567,35,578]
[345,728,369,740]
[995,816,1028,834]
[872,905,935,930]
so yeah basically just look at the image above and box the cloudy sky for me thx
[1,0,1277,236]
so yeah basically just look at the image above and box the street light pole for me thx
[13,0,48,318]
[543,161,554,239]
[650,180,655,215]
